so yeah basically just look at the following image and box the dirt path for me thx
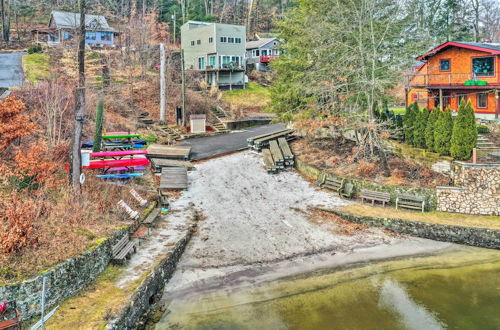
[158,152,451,305]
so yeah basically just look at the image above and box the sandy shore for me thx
[159,151,452,301]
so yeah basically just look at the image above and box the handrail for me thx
[405,71,500,87]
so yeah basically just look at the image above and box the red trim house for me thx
[406,41,500,118]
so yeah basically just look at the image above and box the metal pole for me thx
[181,49,187,126]
[439,89,443,110]
[41,277,47,330]
[160,43,166,124]
[172,11,176,45]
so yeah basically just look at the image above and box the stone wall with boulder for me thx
[0,228,129,320]
[296,159,437,210]
[437,162,500,216]
[323,208,499,249]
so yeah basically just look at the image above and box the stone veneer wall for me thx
[0,228,128,320]
[323,209,500,249]
[295,159,437,210]
[436,163,500,216]
[105,221,198,330]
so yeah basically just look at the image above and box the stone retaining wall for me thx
[437,162,500,216]
[322,209,500,249]
[296,159,437,210]
[105,221,198,329]
[0,228,128,320]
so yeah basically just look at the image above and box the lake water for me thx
[156,247,500,330]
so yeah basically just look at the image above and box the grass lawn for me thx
[23,53,50,83]
[341,203,500,230]
[389,107,406,114]
[40,265,146,330]
[221,82,271,109]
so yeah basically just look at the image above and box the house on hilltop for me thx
[246,37,280,71]
[181,20,246,90]
[407,41,500,118]
[32,11,120,46]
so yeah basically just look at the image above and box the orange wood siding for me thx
[427,47,500,85]
[408,89,497,114]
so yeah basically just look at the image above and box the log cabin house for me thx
[407,41,500,119]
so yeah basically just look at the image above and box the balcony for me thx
[260,55,278,63]
[406,72,500,89]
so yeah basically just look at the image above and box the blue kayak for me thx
[98,173,144,179]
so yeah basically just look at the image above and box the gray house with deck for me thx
[181,21,246,89]
[246,37,280,71]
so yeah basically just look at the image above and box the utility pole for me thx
[70,0,86,192]
[159,43,166,124]
[181,49,187,126]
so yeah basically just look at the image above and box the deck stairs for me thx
[211,106,229,133]
[477,134,499,151]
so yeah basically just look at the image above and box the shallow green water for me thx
[157,248,500,330]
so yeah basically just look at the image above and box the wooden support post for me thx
[472,148,477,164]
[404,88,409,109]
[439,89,443,111]
[495,89,499,119]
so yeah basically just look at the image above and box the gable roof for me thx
[417,41,500,61]
[50,10,116,32]
[246,37,277,50]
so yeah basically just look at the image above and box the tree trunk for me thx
[159,43,166,123]
[181,49,186,126]
[70,0,86,191]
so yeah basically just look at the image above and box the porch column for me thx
[439,89,443,111]
[496,89,499,119]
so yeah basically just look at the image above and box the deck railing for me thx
[405,72,500,88]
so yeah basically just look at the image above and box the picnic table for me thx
[90,150,148,159]
[83,158,150,173]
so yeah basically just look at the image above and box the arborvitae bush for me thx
[404,102,418,145]
[434,108,454,155]
[425,108,439,152]
[413,108,428,148]
[450,100,477,160]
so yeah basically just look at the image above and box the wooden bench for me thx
[143,208,161,227]
[360,189,391,206]
[0,303,20,330]
[317,174,354,198]
[112,235,136,264]
[396,193,425,212]
[262,148,277,173]
[269,140,285,169]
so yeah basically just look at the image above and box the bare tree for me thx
[70,0,86,191]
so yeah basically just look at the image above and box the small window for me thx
[473,57,494,77]
[235,38,241,43]
[228,37,234,43]
[85,31,96,40]
[477,93,487,108]
[209,37,213,43]
[255,50,260,56]
[220,37,227,43]
[100,32,112,41]
[261,49,268,56]
[191,41,195,46]
[440,59,450,71]
[197,40,201,45]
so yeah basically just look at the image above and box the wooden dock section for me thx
[160,167,188,190]
[149,158,194,173]
[147,144,191,160]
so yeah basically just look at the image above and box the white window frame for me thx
[220,36,227,43]
[190,40,195,46]
[198,57,206,70]
[228,37,234,43]
[209,55,216,67]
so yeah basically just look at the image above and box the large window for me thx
[473,57,495,77]
[209,56,216,67]
[101,32,112,41]
[231,56,240,65]
[198,57,206,70]
[477,93,487,108]
[440,59,450,71]
[85,31,96,40]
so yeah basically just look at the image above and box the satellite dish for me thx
[80,173,86,184]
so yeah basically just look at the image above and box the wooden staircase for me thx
[211,106,229,133]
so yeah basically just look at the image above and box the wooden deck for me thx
[147,144,191,160]
[160,167,188,190]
